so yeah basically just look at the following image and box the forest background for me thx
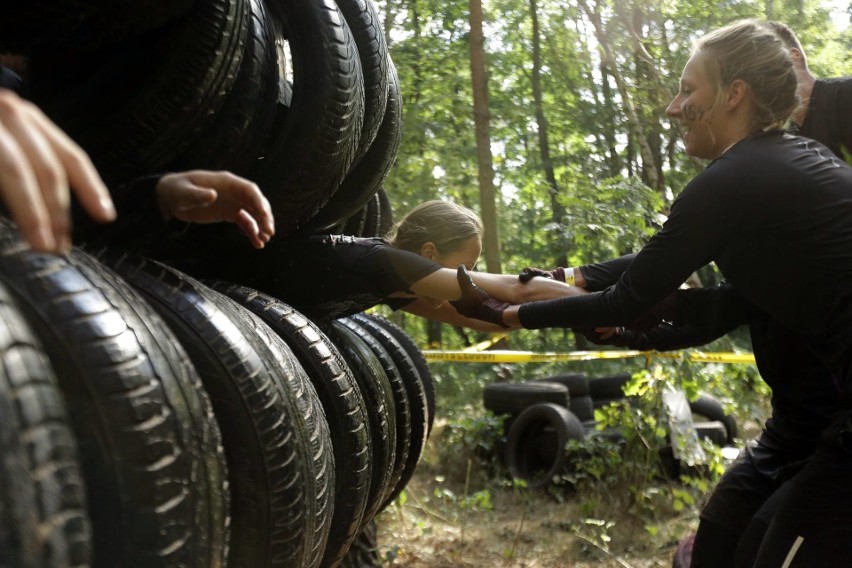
[362,0,851,566]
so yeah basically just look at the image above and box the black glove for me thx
[518,266,566,283]
[450,265,510,327]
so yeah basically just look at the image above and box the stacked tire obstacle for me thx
[0,1,426,567]
[0,221,435,567]
[484,373,738,490]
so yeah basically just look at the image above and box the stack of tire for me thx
[0,222,434,567]
[483,373,737,490]
[3,0,400,237]
[0,1,424,566]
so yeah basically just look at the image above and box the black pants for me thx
[692,411,852,567]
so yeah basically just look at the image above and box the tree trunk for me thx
[578,0,661,190]
[529,0,567,268]
[468,0,502,274]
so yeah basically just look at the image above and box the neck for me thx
[793,70,816,126]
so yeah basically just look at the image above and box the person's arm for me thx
[74,169,275,249]
[505,174,741,330]
[579,254,636,291]
[401,296,521,332]
[407,267,587,304]
[581,283,755,350]
[0,88,115,252]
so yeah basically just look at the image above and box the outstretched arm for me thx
[401,297,520,331]
[407,267,587,304]
[75,169,275,250]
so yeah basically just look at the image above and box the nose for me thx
[665,96,680,118]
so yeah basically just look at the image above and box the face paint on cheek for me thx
[683,104,707,122]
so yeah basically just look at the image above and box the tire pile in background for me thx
[484,373,738,490]
[0,2,424,566]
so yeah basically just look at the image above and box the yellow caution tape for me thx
[421,349,754,365]
[462,333,510,352]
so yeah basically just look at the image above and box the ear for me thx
[789,47,804,65]
[725,79,748,110]
[420,242,437,259]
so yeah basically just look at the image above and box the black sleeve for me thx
[518,169,741,330]
[71,174,179,249]
[580,254,635,291]
[622,283,755,351]
[362,243,442,297]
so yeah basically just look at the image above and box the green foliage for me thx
[435,410,507,481]
[378,0,848,287]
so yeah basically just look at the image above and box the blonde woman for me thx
[185,199,581,330]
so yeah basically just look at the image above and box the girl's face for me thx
[432,235,482,271]
[665,53,726,159]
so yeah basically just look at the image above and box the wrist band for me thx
[565,267,576,287]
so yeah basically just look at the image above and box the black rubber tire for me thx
[300,56,402,234]
[335,0,389,164]
[0,238,229,566]
[483,382,570,417]
[337,317,411,510]
[0,1,196,53]
[694,420,728,447]
[365,314,436,434]
[341,202,369,236]
[505,403,586,490]
[0,281,92,568]
[206,289,335,568]
[360,192,382,238]
[89,250,320,568]
[568,394,595,422]
[690,393,738,444]
[210,283,371,568]
[377,187,394,236]
[538,373,590,397]
[166,0,278,177]
[339,518,381,568]
[29,0,248,185]
[351,313,429,509]
[588,373,632,400]
[253,0,364,233]
[321,319,397,527]
[537,375,593,421]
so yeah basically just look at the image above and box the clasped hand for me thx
[449,265,511,327]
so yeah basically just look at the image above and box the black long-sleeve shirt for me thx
[520,131,852,397]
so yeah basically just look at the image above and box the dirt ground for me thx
[373,428,704,568]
